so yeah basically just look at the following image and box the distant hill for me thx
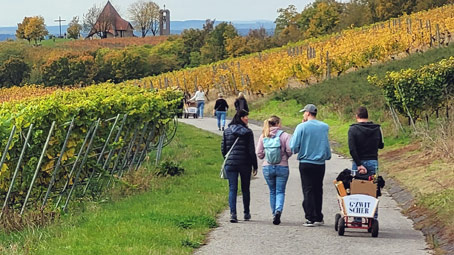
[0,20,275,41]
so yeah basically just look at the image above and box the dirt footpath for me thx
[180,118,430,255]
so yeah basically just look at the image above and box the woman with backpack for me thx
[221,110,258,223]
[256,116,292,225]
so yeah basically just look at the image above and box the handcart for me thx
[333,178,379,237]
[184,101,198,118]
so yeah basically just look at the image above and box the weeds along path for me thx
[180,117,429,255]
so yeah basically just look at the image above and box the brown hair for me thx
[262,116,281,138]
[356,106,368,119]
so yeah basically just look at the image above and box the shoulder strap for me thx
[225,137,240,160]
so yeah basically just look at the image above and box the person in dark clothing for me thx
[348,106,384,223]
[221,109,258,223]
[214,93,229,131]
[234,92,249,113]
[348,106,384,177]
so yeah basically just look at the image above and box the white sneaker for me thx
[314,220,324,226]
[303,220,315,227]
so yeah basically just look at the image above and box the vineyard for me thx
[0,84,181,219]
[0,85,64,104]
[132,5,454,98]
[369,56,454,127]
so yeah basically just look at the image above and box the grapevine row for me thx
[368,56,454,123]
[132,5,454,97]
[0,84,181,214]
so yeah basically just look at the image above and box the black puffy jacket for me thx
[221,124,258,170]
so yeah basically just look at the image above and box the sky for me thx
[0,0,314,27]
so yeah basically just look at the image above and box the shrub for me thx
[154,161,185,177]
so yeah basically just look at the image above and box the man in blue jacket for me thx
[290,104,331,227]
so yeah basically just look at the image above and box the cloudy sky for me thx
[0,0,314,27]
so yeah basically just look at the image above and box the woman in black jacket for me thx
[234,92,249,113]
[221,109,258,223]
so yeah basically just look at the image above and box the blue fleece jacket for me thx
[290,119,331,165]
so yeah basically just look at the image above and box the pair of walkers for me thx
[221,104,331,226]
[214,92,250,131]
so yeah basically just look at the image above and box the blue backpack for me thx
[263,130,284,164]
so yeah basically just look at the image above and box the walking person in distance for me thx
[234,92,249,113]
[290,104,331,227]
[256,116,292,225]
[221,110,258,223]
[190,86,206,118]
[214,93,229,131]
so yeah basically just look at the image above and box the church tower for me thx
[159,7,170,36]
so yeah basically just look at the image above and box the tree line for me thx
[274,0,454,44]
[4,0,453,87]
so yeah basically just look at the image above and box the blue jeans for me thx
[352,160,378,176]
[352,160,378,220]
[197,101,205,118]
[216,111,227,128]
[263,165,289,215]
[225,165,251,215]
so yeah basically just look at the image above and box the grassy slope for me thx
[250,44,454,154]
[0,124,227,255]
[248,44,454,253]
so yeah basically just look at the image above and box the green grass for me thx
[40,38,71,47]
[0,124,227,255]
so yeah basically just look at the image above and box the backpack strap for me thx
[275,130,284,138]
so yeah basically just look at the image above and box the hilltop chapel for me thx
[86,1,134,38]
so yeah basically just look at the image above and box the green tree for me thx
[41,56,71,86]
[16,17,32,43]
[128,0,160,37]
[23,16,48,45]
[181,28,206,66]
[200,22,238,64]
[374,0,415,21]
[338,0,373,29]
[297,0,341,38]
[0,57,30,87]
[274,5,299,35]
[67,16,82,39]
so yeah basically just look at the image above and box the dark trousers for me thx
[225,165,251,215]
[299,163,325,222]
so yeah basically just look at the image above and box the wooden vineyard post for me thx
[326,51,331,80]
[231,73,238,95]
[194,76,198,92]
[436,24,441,47]
[183,75,188,92]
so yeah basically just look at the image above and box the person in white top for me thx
[190,86,206,118]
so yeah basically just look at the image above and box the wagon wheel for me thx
[338,217,345,236]
[334,213,341,231]
[162,115,178,147]
[371,219,379,237]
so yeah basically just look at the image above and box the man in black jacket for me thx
[348,106,384,177]
[348,106,384,224]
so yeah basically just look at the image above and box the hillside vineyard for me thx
[134,5,454,96]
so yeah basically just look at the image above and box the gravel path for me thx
[180,118,430,255]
